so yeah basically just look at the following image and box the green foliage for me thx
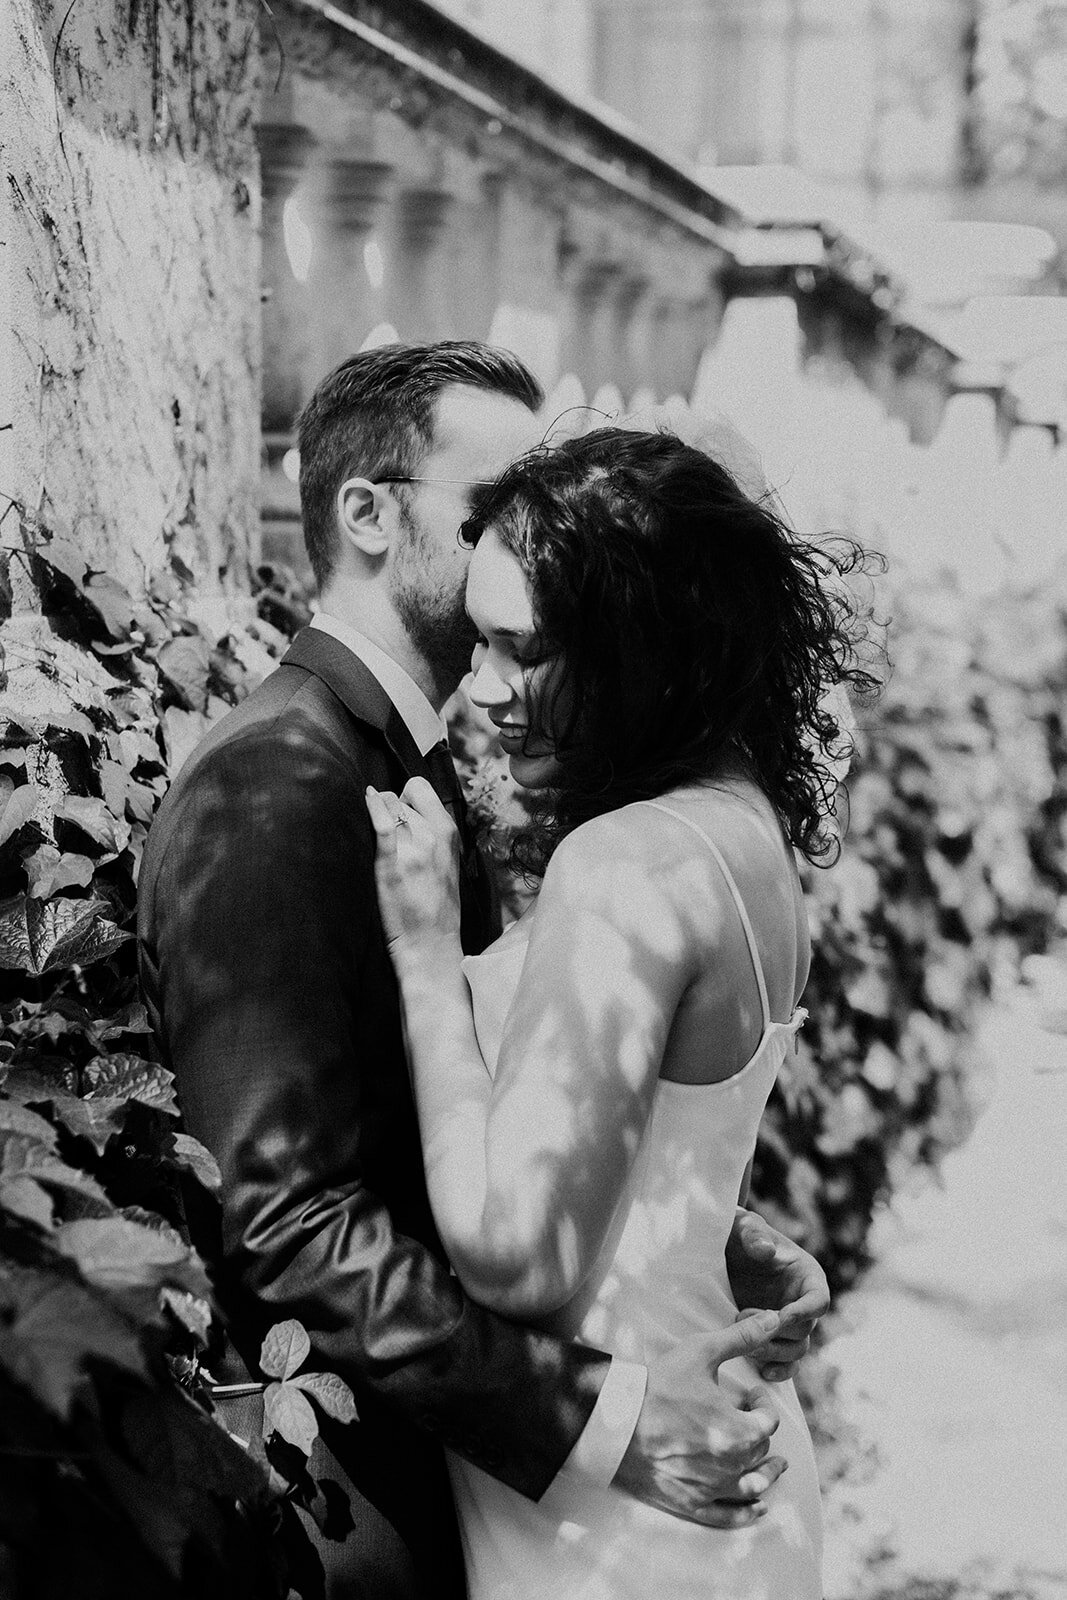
[862,1578,1050,1600]
[753,570,1067,1294]
[0,517,311,1599]
[258,1317,359,1460]
[976,0,1067,186]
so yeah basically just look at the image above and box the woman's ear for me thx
[337,477,393,557]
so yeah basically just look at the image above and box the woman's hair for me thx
[460,426,883,874]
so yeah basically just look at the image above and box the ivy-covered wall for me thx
[0,6,283,1592]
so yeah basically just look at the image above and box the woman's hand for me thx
[365,778,462,956]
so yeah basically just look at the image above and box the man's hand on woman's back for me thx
[725,1206,830,1383]
[612,1311,787,1528]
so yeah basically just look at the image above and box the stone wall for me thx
[0,0,261,596]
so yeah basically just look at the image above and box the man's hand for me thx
[725,1208,830,1383]
[612,1311,787,1529]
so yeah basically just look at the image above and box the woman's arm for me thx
[368,782,702,1319]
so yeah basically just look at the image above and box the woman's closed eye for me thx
[470,636,489,673]
[470,629,547,672]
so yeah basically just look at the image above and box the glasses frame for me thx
[375,475,498,488]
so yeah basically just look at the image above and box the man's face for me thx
[389,385,543,692]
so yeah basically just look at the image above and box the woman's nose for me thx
[469,657,513,710]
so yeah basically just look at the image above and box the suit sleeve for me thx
[140,718,609,1498]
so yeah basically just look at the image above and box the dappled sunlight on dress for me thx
[450,800,824,1599]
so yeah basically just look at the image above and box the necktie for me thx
[423,739,469,835]
[422,740,500,950]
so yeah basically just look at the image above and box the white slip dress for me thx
[448,798,824,1600]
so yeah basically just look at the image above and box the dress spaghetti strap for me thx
[642,800,772,1031]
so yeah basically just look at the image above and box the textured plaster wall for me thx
[1,0,262,596]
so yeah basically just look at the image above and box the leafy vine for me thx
[0,507,324,1599]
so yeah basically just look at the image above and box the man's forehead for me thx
[428,384,542,471]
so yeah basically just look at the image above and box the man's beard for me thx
[389,507,477,693]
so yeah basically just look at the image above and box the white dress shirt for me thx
[310,611,447,756]
[308,609,647,1488]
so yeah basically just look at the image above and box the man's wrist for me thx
[553,1357,647,1491]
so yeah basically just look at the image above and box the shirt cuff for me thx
[552,1357,648,1489]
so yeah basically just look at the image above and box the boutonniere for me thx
[461,757,512,862]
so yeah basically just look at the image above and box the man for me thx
[138,341,828,1597]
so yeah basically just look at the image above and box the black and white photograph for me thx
[1,3,1065,1597]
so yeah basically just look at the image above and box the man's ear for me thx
[337,477,394,557]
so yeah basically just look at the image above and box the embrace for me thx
[138,341,872,1598]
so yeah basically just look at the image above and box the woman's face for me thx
[465,529,566,790]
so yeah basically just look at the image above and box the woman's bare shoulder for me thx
[539,787,764,924]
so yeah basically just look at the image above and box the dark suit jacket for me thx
[137,627,610,1597]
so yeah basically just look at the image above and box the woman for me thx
[365,428,878,1598]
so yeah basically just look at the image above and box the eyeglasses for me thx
[376,476,497,488]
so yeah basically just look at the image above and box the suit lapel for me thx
[282,627,425,779]
[282,627,499,951]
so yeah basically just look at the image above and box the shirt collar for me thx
[309,611,447,757]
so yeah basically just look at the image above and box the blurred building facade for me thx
[438,0,1065,249]
[590,0,976,223]
[259,0,983,563]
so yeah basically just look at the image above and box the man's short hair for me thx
[296,341,544,589]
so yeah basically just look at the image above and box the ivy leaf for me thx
[45,709,96,739]
[2,1004,83,1045]
[168,1130,222,1192]
[260,1318,310,1381]
[262,1380,318,1457]
[99,758,130,816]
[156,635,212,712]
[55,1217,209,1298]
[54,1094,129,1158]
[95,1000,151,1040]
[0,1100,59,1150]
[3,1068,127,1156]
[1,1174,55,1229]
[84,1054,179,1115]
[120,1206,187,1247]
[23,843,96,899]
[161,706,208,776]
[0,1133,113,1209]
[127,819,149,882]
[0,1266,147,1419]
[0,780,39,847]
[815,1082,882,1157]
[291,1370,358,1425]
[53,794,131,854]
[82,572,138,640]
[125,780,159,825]
[161,1288,213,1345]
[92,638,139,657]
[844,965,893,1019]
[117,726,165,774]
[42,534,89,588]
[0,894,131,976]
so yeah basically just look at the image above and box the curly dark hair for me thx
[460,426,884,873]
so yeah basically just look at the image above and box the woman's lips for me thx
[494,724,529,748]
